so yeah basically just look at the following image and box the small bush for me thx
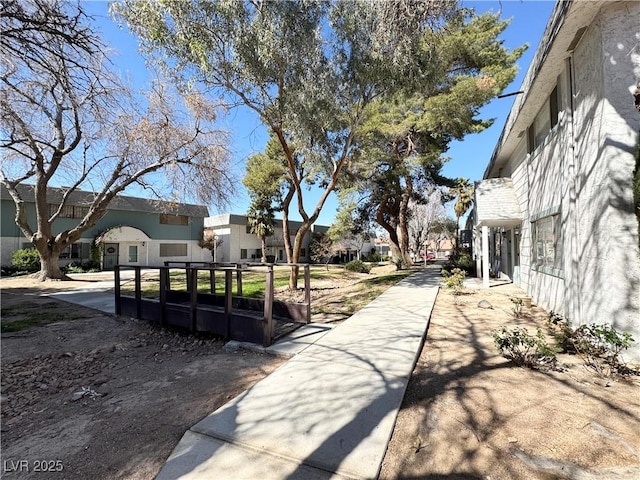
[11,248,40,272]
[345,259,371,273]
[492,326,556,369]
[547,311,577,353]
[63,260,101,274]
[445,249,475,275]
[441,267,465,293]
[509,296,524,318]
[546,312,635,377]
[362,252,385,263]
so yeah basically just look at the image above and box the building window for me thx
[59,242,90,260]
[300,248,306,258]
[159,243,188,257]
[49,204,89,219]
[527,83,560,154]
[240,249,248,259]
[532,214,562,273]
[160,214,189,225]
[128,245,138,263]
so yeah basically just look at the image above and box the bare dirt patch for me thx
[0,288,284,479]
[380,282,640,480]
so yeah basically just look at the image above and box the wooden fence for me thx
[114,263,311,347]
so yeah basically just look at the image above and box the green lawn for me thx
[120,264,405,302]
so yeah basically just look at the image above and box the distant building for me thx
[1,185,211,268]
[471,1,640,360]
[204,214,329,263]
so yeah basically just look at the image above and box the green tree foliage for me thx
[246,197,275,263]
[112,0,459,288]
[350,10,525,268]
[327,199,372,260]
[452,178,475,245]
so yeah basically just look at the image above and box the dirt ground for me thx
[380,282,640,480]
[2,268,639,480]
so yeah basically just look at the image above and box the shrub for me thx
[362,252,385,263]
[63,260,101,274]
[441,267,465,293]
[547,311,577,353]
[11,248,40,272]
[345,259,371,273]
[546,313,635,377]
[509,296,524,318]
[445,249,475,275]
[492,326,556,369]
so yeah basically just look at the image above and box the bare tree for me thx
[0,0,233,280]
[407,189,448,260]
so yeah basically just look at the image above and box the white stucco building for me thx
[473,0,640,361]
[204,214,330,263]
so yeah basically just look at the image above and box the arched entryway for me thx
[96,226,151,270]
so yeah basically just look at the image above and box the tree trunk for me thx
[35,249,67,281]
[260,235,267,263]
[288,226,310,290]
[397,176,413,267]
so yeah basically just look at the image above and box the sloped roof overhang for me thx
[474,178,522,228]
[483,0,604,179]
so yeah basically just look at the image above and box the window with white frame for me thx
[128,245,138,263]
[531,213,563,272]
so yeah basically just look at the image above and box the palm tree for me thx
[247,198,275,263]
[453,178,474,248]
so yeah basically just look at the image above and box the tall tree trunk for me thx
[260,235,267,263]
[376,205,405,269]
[397,181,413,267]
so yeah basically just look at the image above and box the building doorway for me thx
[103,243,119,270]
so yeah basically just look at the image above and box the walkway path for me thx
[155,267,440,480]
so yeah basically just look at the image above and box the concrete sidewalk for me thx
[46,269,155,314]
[156,268,440,480]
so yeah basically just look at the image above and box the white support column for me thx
[475,228,482,279]
[482,225,490,288]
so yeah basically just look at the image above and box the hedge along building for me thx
[472,0,640,361]
[0,185,211,269]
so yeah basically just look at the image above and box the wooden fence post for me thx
[189,267,198,332]
[224,269,233,340]
[304,264,311,324]
[114,266,121,315]
[263,266,274,347]
[236,264,243,297]
[135,266,141,319]
[159,267,167,326]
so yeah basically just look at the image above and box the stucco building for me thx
[472,0,640,360]
[204,214,329,263]
[1,185,211,269]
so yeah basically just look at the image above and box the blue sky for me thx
[87,0,555,226]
